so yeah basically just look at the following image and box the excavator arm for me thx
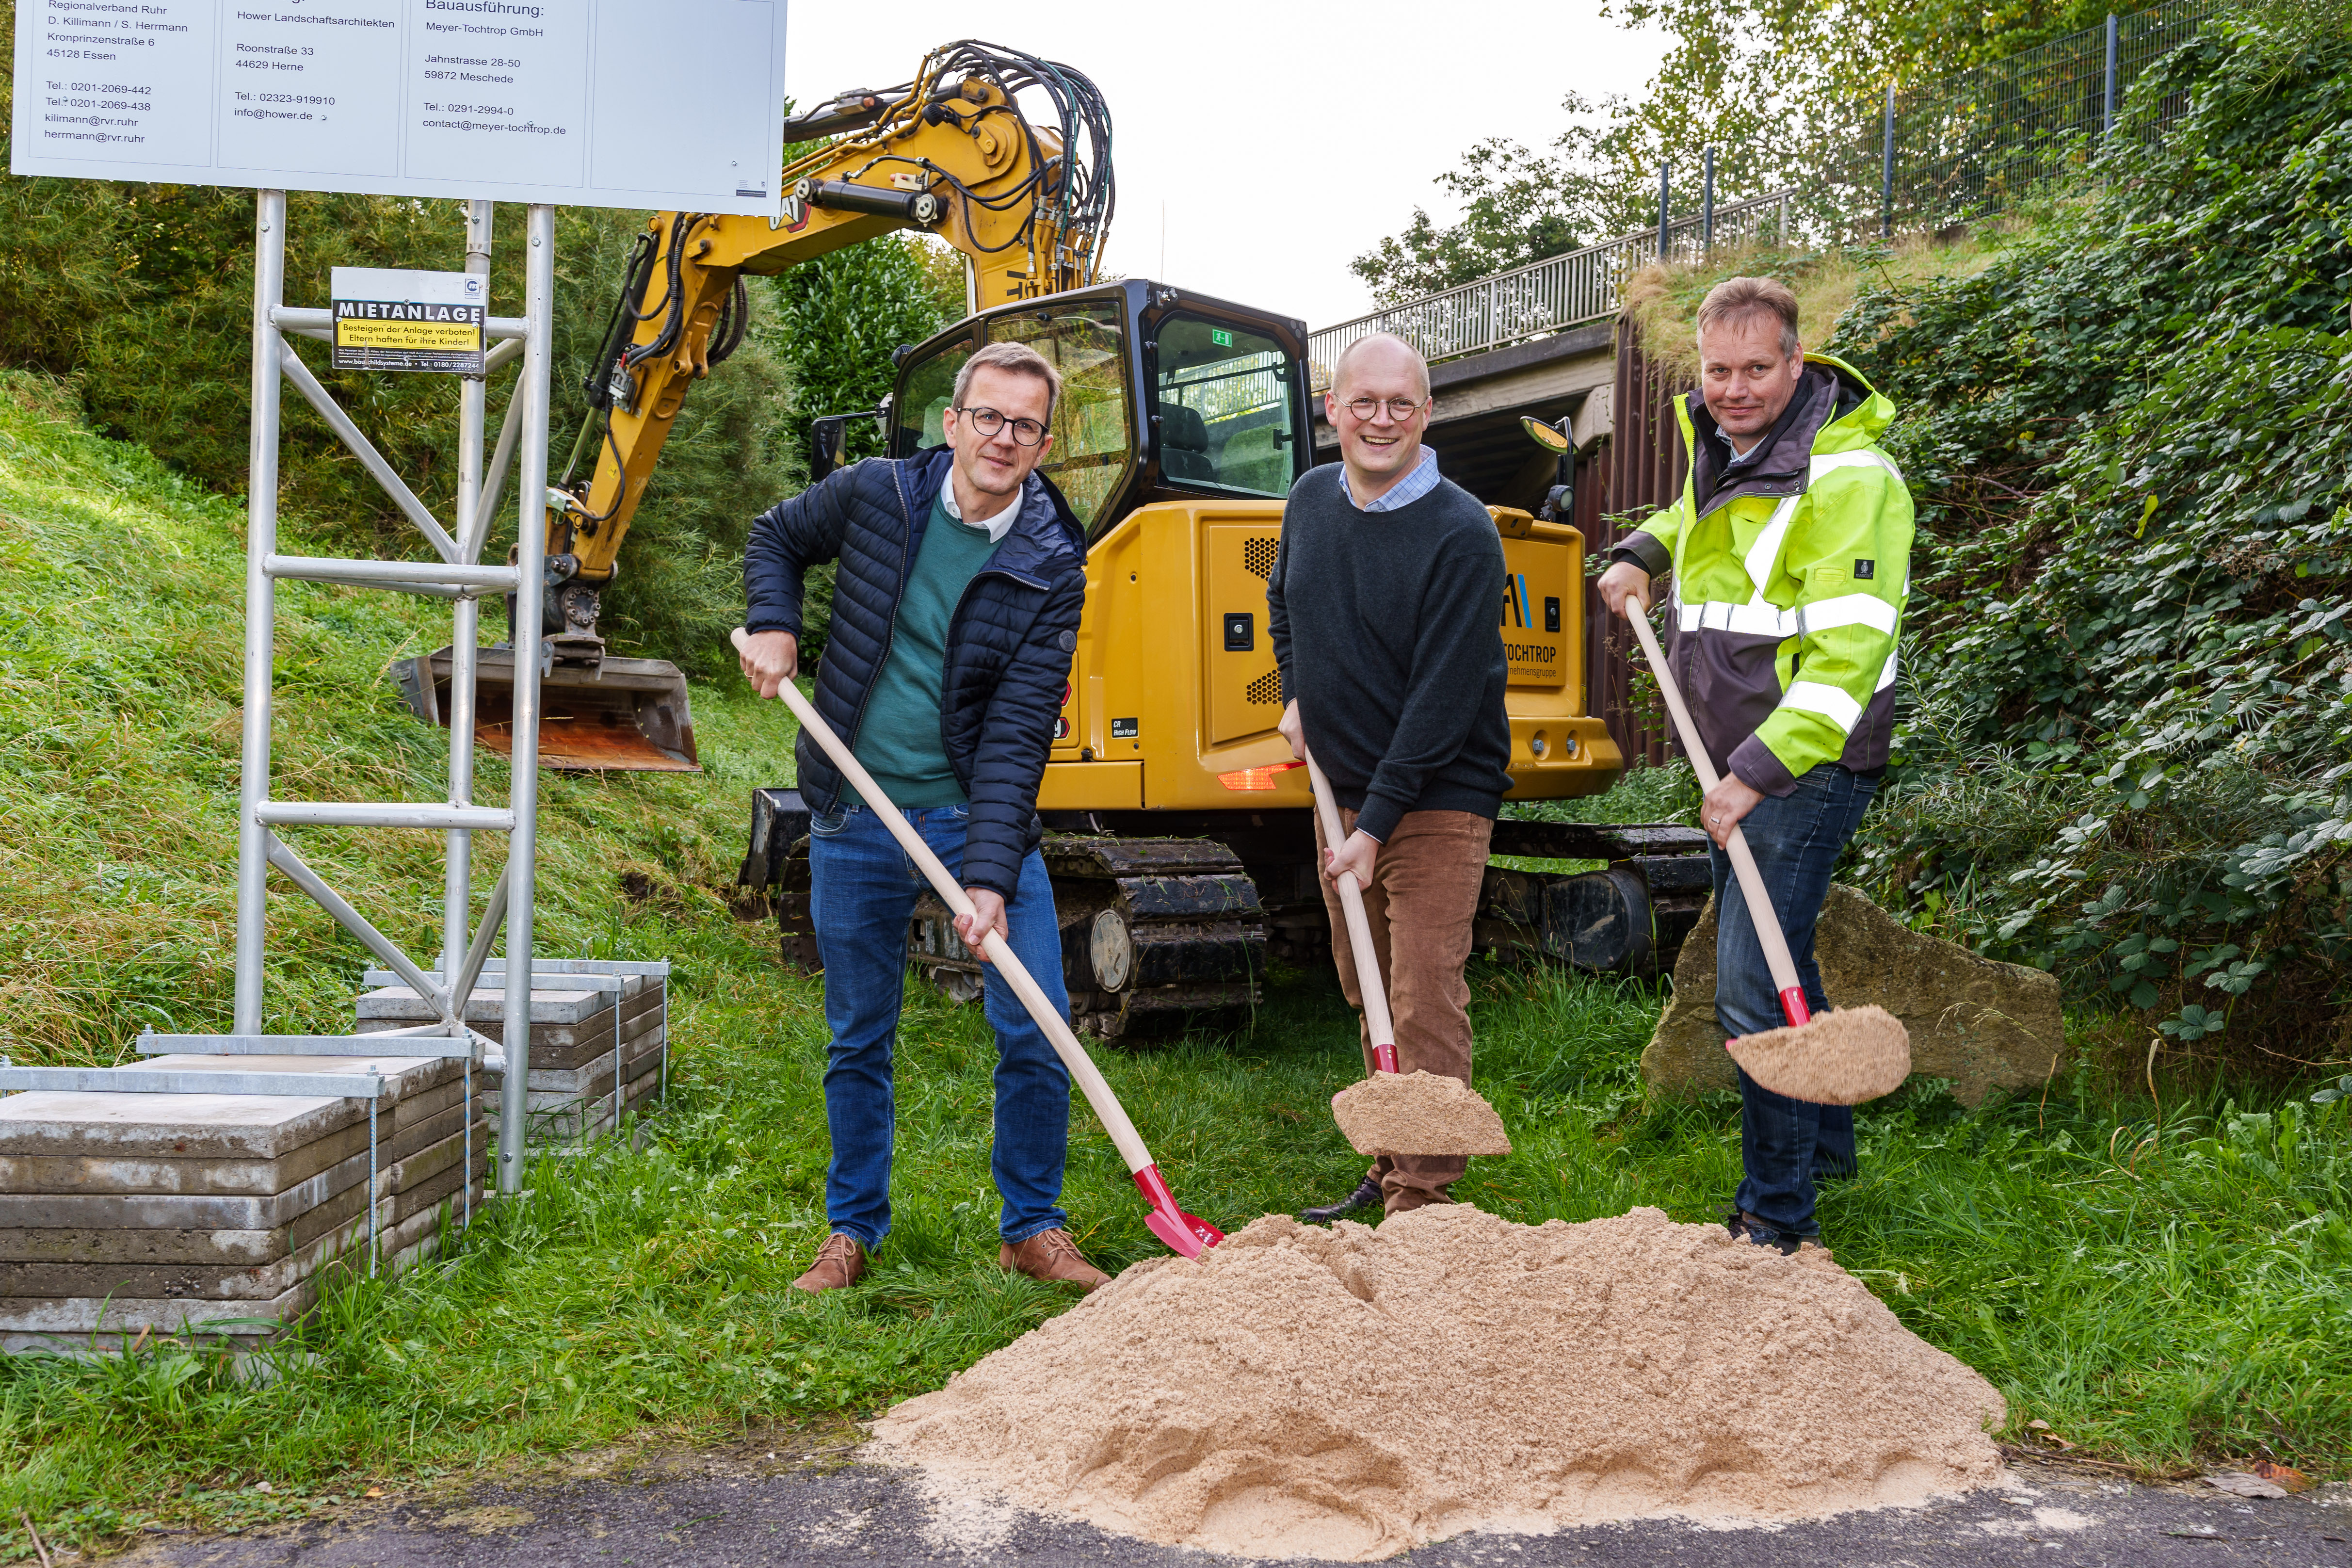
[541,39,1114,657]
[399,41,1112,773]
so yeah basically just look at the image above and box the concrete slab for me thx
[494,1018,664,1074]
[356,985,612,1027]
[0,1059,465,1170]
[135,1051,459,1096]
[486,1048,662,1118]
[483,1030,666,1098]
[0,1094,478,1195]
[0,1088,357,1161]
[0,1196,467,1344]
[0,1136,474,1263]
[509,1069,662,1141]
[0,1116,483,1230]
[284,1144,481,1250]
[0,1136,478,1299]
[362,983,662,1052]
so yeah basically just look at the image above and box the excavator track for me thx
[738,792,1267,1038]
[736,791,1710,1034]
[907,836,1266,1037]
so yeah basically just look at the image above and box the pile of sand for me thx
[873,1205,2003,1561]
[1328,1070,1511,1157]
[1728,1004,1913,1105]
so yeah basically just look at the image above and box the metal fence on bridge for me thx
[1306,190,1794,389]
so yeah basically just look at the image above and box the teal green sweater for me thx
[849,490,999,808]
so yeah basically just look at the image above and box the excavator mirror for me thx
[1522,416,1576,520]
[810,417,849,483]
[1519,415,1572,455]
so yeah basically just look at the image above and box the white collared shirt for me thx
[940,476,1021,543]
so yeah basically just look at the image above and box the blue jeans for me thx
[1708,762,1880,1236]
[806,802,1072,1250]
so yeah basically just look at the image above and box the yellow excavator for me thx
[399,39,1712,1033]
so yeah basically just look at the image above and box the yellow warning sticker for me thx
[329,267,489,374]
[336,318,482,354]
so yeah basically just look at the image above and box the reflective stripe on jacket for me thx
[1612,353,1914,796]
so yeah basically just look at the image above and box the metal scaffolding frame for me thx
[0,194,586,1215]
[223,191,556,1196]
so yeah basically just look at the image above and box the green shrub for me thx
[1836,15,2352,1068]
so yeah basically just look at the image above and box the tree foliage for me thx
[1350,98,1640,306]
[1354,0,2221,306]
[1835,16,2352,1065]
[757,237,965,464]
[1595,0,2119,210]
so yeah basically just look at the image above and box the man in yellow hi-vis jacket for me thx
[1599,275,1914,1256]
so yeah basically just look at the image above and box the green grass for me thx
[0,373,2348,1559]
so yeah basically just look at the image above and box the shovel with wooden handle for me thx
[1302,746,1401,1075]
[731,629,1224,1258]
[1301,741,1511,1158]
[1623,596,1909,1104]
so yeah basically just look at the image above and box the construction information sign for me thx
[331,267,485,373]
[10,0,791,216]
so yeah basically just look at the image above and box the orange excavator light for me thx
[1216,761,1305,792]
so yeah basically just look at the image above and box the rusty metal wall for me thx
[1583,314,1690,770]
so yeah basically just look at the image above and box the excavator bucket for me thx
[393,646,700,773]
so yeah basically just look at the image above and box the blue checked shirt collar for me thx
[1345,444,1440,512]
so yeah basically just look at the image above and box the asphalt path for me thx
[121,1444,2352,1568]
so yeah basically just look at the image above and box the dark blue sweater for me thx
[1267,464,1512,842]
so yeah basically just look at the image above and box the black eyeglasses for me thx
[1339,395,1428,423]
[955,405,1049,446]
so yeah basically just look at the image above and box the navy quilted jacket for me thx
[743,446,1086,898]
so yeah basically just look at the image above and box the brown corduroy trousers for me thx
[1315,806,1494,1213]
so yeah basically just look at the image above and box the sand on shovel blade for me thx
[1330,1069,1510,1157]
[1727,1003,1912,1106]
[870,1205,2006,1561]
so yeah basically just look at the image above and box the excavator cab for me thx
[884,280,1314,533]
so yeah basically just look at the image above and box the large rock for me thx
[1642,884,2065,1108]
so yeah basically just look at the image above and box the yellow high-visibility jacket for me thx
[1612,353,1914,795]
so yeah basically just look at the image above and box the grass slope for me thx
[1619,222,2022,383]
[0,377,2346,1558]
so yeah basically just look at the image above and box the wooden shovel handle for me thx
[1623,598,1809,1018]
[730,629,1158,1173]
[1300,744,1401,1070]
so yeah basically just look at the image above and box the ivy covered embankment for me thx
[1649,17,2352,1074]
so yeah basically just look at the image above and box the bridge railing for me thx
[1306,189,1795,390]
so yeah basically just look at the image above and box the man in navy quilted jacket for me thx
[740,341,1106,1295]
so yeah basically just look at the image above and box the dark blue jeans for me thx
[807,802,1072,1250]
[1708,762,1880,1236]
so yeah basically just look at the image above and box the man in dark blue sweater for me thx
[1270,332,1514,1221]
[739,342,1108,1295]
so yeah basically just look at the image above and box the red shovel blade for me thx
[1371,1042,1401,1074]
[1133,1164,1223,1260]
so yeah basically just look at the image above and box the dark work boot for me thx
[1300,1176,1384,1226]
[1725,1207,1804,1257]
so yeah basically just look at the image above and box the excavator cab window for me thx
[984,302,1134,533]
[893,335,977,453]
[1152,316,1300,498]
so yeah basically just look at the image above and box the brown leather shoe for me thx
[790,1232,867,1293]
[998,1228,1110,1293]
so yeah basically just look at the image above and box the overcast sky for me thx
[783,2,1667,333]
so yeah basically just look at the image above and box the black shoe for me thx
[1725,1208,1804,1257]
[1300,1176,1383,1225]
